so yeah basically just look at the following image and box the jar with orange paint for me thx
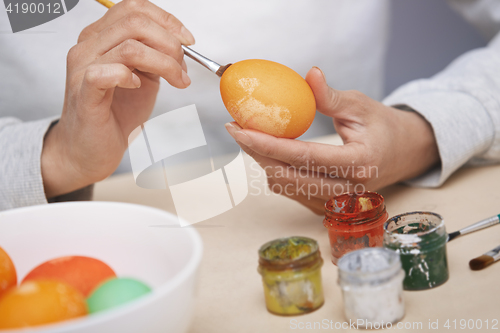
[323,192,389,264]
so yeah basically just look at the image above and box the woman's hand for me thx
[41,0,195,198]
[226,67,440,214]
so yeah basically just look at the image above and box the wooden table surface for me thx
[94,134,500,333]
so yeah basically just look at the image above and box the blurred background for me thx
[385,0,486,96]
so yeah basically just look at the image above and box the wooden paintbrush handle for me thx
[96,0,115,9]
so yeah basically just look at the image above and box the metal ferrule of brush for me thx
[485,245,500,261]
[182,45,221,74]
[460,215,500,235]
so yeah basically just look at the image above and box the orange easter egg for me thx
[220,59,316,138]
[0,246,17,297]
[0,280,87,329]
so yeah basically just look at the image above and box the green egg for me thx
[87,277,151,313]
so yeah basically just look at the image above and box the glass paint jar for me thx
[338,247,405,328]
[258,236,324,316]
[323,192,389,265]
[384,211,449,290]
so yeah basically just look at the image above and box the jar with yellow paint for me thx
[257,236,324,316]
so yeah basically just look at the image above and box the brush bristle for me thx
[469,255,494,270]
[447,231,460,242]
[216,64,232,77]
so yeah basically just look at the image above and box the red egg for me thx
[23,256,116,297]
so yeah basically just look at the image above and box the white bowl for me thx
[0,201,202,333]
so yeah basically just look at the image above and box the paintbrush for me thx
[181,46,232,77]
[469,245,500,270]
[447,214,500,242]
[95,0,232,77]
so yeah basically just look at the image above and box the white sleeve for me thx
[0,117,93,210]
[0,117,55,210]
[383,32,500,187]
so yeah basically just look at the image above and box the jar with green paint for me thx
[383,212,449,291]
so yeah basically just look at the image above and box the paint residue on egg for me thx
[230,77,292,136]
[238,78,259,94]
[231,97,291,137]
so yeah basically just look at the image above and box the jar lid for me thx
[258,236,322,270]
[337,247,402,285]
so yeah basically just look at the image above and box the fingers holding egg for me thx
[220,60,316,139]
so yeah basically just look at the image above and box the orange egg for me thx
[23,256,116,297]
[0,246,17,297]
[0,280,87,329]
[220,59,316,138]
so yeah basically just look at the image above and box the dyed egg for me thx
[220,59,316,139]
[87,277,151,313]
[0,280,87,329]
[0,246,17,297]
[23,256,116,297]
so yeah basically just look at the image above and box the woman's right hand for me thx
[226,67,440,214]
[41,0,194,198]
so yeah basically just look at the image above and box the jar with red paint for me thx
[323,192,388,265]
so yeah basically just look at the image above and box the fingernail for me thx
[234,131,252,147]
[313,66,326,81]
[182,70,191,86]
[181,59,187,72]
[181,26,195,45]
[132,73,141,88]
[225,123,236,137]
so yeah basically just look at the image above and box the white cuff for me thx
[0,117,58,210]
[384,89,494,187]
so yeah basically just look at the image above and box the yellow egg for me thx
[220,59,316,138]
